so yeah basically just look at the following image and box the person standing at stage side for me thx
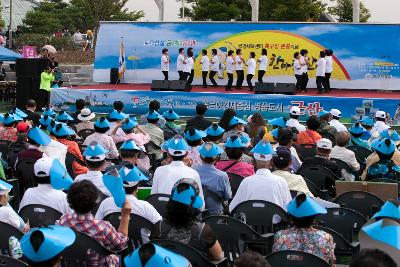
[225,50,235,91]
[316,50,327,94]
[325,49,333,93]
[209,49,219,87]
[299,49,309,92]
[235,49,244,89]
[257,48,268,83]
[161,48,169,80]
[246,52,256,91]
[187,47,195,85]
[183,50,194,81]
[177,48,185,80]
[293,52,303,93]
[200,50,210,88]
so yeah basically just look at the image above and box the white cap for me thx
[34,157,53,177]
[253,153,273,162]
[330,109,341,118]
[247,115,253,123]
[290,106,301,116]
[317,138,333,150]
[375,111,386,119]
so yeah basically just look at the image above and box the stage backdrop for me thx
[94,22,400,90]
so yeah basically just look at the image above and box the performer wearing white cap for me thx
[329,109,347,132]
[371,111,390,134]
[286,106,306,132]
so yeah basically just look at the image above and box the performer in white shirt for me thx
[287,106,306,132]
[200,49,210,88]
[329,109,347,132]
[257,48,268,83]
[325,49,333,93]
[182,50,194,81]
[246,52,256,91]
[299,49,309,92]
[209,48,219,87]
[161,48,169,80]
[316,50,327,94]
[225,50,235,91]
[293,52,303,93]
[177,48,185,80]
[187,47,195,85]
[235,49,245,89]
[371,111,390,134]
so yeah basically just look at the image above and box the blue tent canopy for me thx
[0,46,22,61]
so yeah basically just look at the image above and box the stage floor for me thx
[72,83,400,99]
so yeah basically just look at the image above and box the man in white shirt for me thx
[176,48,185,80]
[329,109,347,132]
[182,50,194,82]
[293,52,303,93]
[325,49,333,93]
[19,158,72,214]
[200,49,210,88]
[330,131,360,172]
[209,48,219,87]
[229,140,292,213]
[161,48,169,80]
[235,49,244,89]
[286,106,306,132]
[246,52,256,91]
[257,48,268,83]
[72,29,83,44]
[187,47,195,85]
[151,136,204,208]
[299,49,309,92]
[225,50,235,91]
[371,111,390,135]
[316,50,327,94]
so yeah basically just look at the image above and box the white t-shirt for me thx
[210,55,220,72]
[176,54,185,71]
[325,56,333,73]
[258,55,268,71]
[299,56,308,74]
[161,55,169,71]
[183,57,193,73]
[246,58,256,75]
[74,171,111,197]
[226,56,235,74]
[293,59,302,75]
[0,205,23,230]
[316,58,326,77]
[235,55,244,70]
[200,55,210,72]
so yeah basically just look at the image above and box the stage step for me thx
[60,64,94,86]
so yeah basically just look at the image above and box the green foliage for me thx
[328,0,370,22]
[13,34,77,50]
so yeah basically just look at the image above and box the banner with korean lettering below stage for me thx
[51,88,400,125]
[93,22,400,90]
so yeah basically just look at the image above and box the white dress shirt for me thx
[183,57,193,73]
[329,119,348,132]
[0,205,23,230]
[74,171,111,196]
[258,55,268,71]
[286,118,306,132]
[293,59,302,75]
[226,57,235,74]
[211,55,219,72]
[272,170,313,197]
[299,56,308,74]
[371,121,390,135]
[19,184,72,214]
[316,58,326,77]
[325,56,333,74]
[200,56,210,72]
[151,161,204,208]
[161,55,169,71]
[177,54,185,71]
[229,168,292,213]
[39,139,67,167]
[84,132,119,159]
[235,55,244,70]
[330,146,360,171]
[246,58,256,75]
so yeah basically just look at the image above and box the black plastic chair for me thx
[297,165,339,197]
[315,207,367,242]
[347,146,371,165]
[92,190,108,215]
[0,221,23,256]
[19,204,63,228]
[7,141,27,171]
[296,144,317,161]
[230,200,289,234]
[145,194,170,218]
[4,178,20,209]
[331,158,355,177]
[0,255,28,267]
[15,158,37,195]
[226,172,244,198]
[202,215,274,262]
[303,178,330,200]
[0,139,11,160]
[334,191,384,218]
[266,250,330,267]
[65,152,87,179]
[77,129,95,141]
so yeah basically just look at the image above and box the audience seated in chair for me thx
[184,128,205,168]
[317,111,338,145]
[330,131,360,172]
[25,99,41,124]
[273,127,302,172]
[84,117,119,159]
[185,103,212,131]
[141,110,165,161]
[140,100,166,127]
[296,115,322,145]
[75,108,95,133]
[234,250,271,267]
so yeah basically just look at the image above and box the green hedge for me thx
[13,34,78,51]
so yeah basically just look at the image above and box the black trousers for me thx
[182,72,190,81]
[316,76,325,93]
[209,71,218,86]
[202,71,208,87]
[258,70,266,83]
[301,72,309,91]
[187,69,194,85]
[226,73,233,90]
[295,74,303,91]
[325,72,332,92]
[235,70,244,88]
[247,74,254,90]
[162,71,168,80]
[178,71,184,80]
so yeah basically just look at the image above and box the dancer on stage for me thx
[257,48,268,83]
[183,50,194,81]
[187,47,195,85]
[161,48,169,80]
[235,49,244,89]
[293,52,303,93]
[246,52,256,91]
[200,50,209,88]
[209,49,219,87]
[300,49,309,92]
[177,48,185,80]
[225,50,235,91]
[316,50,327,94]
[325,49,333,93]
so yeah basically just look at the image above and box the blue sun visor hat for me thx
[120,139,141,151]
[271,128,280,138]
[109,109,128,120]
[102,168,126,208]
[0,179,13,195]
[42,107,56,116]
[171,178,203,209]
[121,118,138,131]
[348,123,366,135]
[21,225,76,263]
[95,117,110,129]
[361,219,400,250]
[225,135,246,148]
[28,126,51,146]
[83,143,108,161]
[229,116,247,127]
[380,129,400,142]
[2,113,20,124]
[163,109,180,120]
[184,129,206,142]
[124,243,190,267]
[371,138,395,155]
[198,142,224,158]
[287,194,327,218]
[318,110,330,118]
[34,158,73,190]
[268,117,286,128]
[52,123,76,137]
[55,111,74,122]
[14,107,28,118]
[166,135,190,156]
[251,139,276,161]
[361,117,374,127]
[372,201,400,220]
[147,110,161,120]
[205,123,225,137]
[119,163,148,187]
[39,115,54,127]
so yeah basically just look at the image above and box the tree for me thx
[328,0,371,22]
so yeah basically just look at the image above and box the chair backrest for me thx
[334,191,384,218]
[19,204,63,228]
[104,212,154,248]
[145,194,170,218]
[151,239,216,267]
[92,190,108,215]
[226,172,244,197]
[77,129,95,141]
[296,144,317,161]
[313,225,358,256]
[0,221,23,255]
[15,158,37,193]
[303,178,330,200]
[0,139,11,160]
[7,141,27,170]
[331,158,354,175]
[297,165,338,197]
[266,250,330,267]
[315,207,367,242]
[65,152,87,179]
[0,255,28,267]
[230,200,289,234]
[5,178,21,209]
[347,146,371,164]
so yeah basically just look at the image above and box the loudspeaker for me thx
[254,82,275,94]
[151,80,171,91]
[16,58,48,78]
[275,83,297,95]
[16,77,43,109]
[110,68,119,84]
[169,80,191,92]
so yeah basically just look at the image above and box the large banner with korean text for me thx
[94,22,400,90]
[51,88,400,125]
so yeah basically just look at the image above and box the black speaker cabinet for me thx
[151,80,171,91]
[110,68,119,84]
[169,80,191,92]
[254,82,275,94]
[16,58,49,78]
[275,83,297,95]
